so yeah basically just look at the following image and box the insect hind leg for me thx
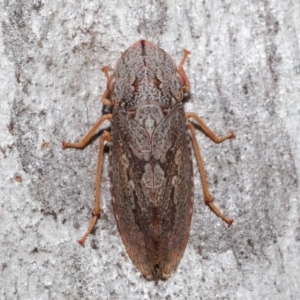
[62,120,111,246]
[186,120,233,226]
[77,130,111,246]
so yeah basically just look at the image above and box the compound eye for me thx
[107,75,116,92]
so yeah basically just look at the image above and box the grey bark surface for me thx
[0,1,299,299]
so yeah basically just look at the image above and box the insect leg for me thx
[101,66,114,106]
[186,112,235,143]
[177,49,191,93]
[186,122,233,226]
[77,130,111,246]
[101,66,110,79]
[62,114,112,149]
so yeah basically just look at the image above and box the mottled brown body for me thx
[109,41,194,279]
[62,40,235,281]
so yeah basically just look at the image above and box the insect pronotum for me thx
[62,40,235,281]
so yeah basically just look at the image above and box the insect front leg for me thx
[101,66,115,107]
[177,49,191,94]
[186,115,235,226]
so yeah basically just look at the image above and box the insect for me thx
[62,40,235,281]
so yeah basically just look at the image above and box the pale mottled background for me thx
[0,1,299,299]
